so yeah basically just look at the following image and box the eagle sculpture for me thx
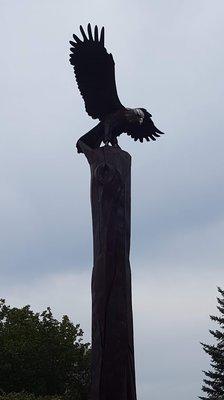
[69,24,164,153]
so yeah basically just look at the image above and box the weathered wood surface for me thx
[79,141,137,400]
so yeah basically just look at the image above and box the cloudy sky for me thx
[1,0,224,398]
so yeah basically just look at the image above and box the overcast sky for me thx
[1,0,224,399]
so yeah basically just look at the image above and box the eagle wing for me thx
[125,110,164,143]
[69,24,124,120]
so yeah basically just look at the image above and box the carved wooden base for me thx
[79,142,137,400]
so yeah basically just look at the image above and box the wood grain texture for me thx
[79,141,137,400]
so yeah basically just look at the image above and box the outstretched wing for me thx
[125,109,164,143]
[69,24,124,120]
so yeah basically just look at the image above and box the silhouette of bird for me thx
[69,24,164,153]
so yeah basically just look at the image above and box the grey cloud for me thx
[1,1,224,399]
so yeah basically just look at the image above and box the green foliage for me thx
[0,394,63,400]
[64,349,91,400]
[0,299,91,398]
[199,287,224,400]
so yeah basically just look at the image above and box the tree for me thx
[0,299,91,399]
[199,287,224,400]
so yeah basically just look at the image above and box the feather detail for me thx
[125,109,164,142]
[69,24,123,120]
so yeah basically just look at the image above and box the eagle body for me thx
[69,24,164,152]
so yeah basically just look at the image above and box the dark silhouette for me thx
[69,24,164,153]
[78,140,137,400]
[69,24,165,400]
[199,287,224,399]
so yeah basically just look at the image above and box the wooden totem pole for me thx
[70,23,164,400]
[78,140,137,400]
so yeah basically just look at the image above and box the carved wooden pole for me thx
[79,141,137,400]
